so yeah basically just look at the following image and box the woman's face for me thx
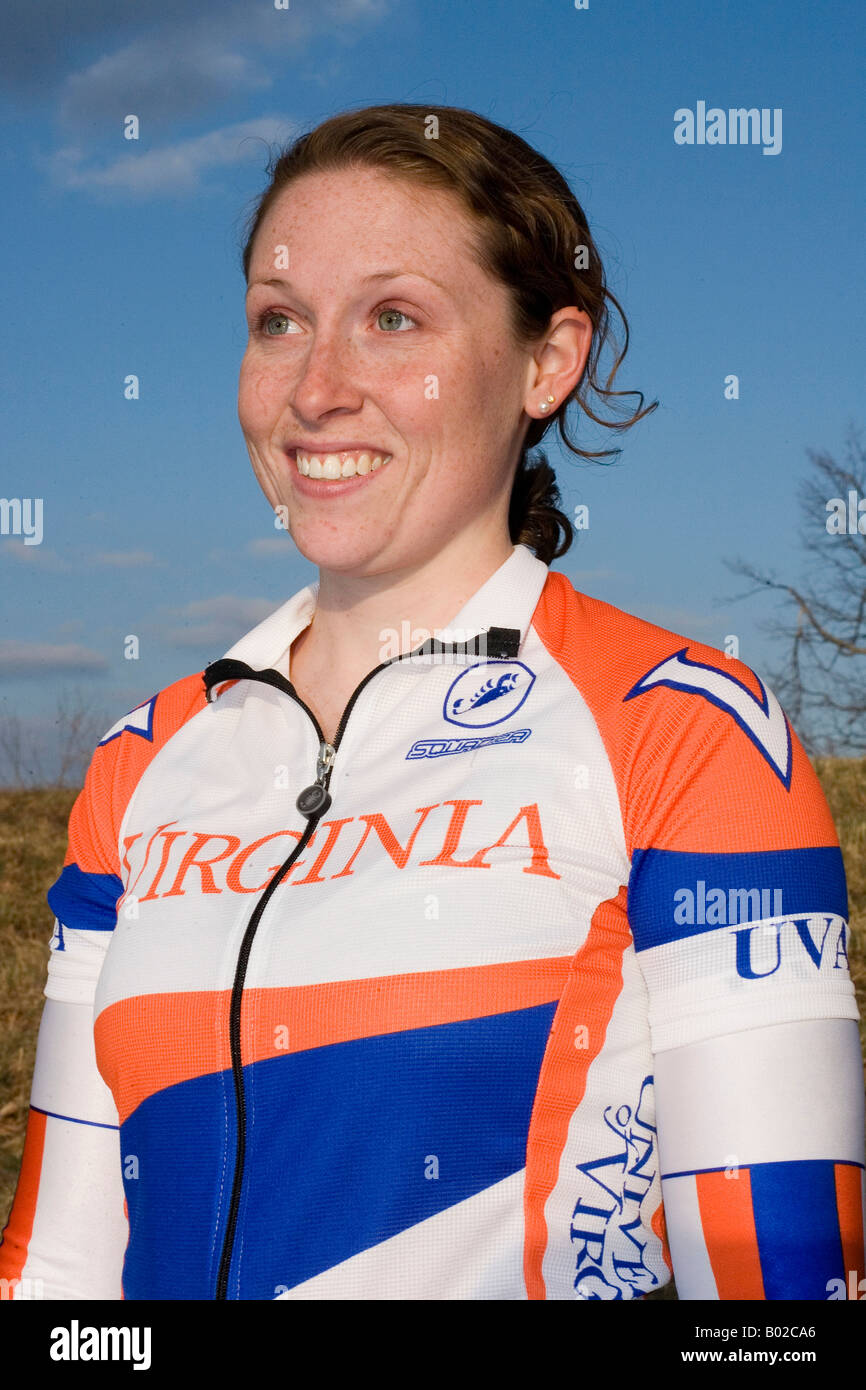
[238,165,545,577]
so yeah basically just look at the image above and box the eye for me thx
[256,310,297,336]
[376,306,417,332]
[253,304,418,336]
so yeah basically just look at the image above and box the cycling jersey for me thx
[1,541,863,1300]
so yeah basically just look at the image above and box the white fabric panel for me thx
[44,921,111,1007]
[16,999,127,1300]
[31,998,123,1127]
[641,923,858,1053]
[654,1018,864,1173]
[274,1170,527,1300]
[22,1111,126,1300]
[658,1175,719,1300]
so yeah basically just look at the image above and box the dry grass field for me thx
[1,760,864,1300]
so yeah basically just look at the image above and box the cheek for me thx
[394,362,473,439]
[436,362,496,434]
[238,355,282,424]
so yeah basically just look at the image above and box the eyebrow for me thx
[246,269,449,296]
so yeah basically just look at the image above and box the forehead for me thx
[249,165,483,281]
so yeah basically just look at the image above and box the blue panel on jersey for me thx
[750,1159,845,1300]
[121,1068,238,1300]
[233,1001,557,1298]
[628,847,847,951]
[119,1001,556,1300]
[46,863,124,932]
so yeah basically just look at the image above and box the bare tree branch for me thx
[52,686,110,788]
[0,687,109,788]
[723,423,866,755]
[0,705,46,786]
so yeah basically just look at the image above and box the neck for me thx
[293,532,517,683]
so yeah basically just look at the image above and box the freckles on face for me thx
[239,348,288,436]
[238,167,533,567]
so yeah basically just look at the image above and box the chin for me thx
[291,531,391,574]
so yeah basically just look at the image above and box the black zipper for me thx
[202,626,520,1300]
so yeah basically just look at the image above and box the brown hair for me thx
[239,103,657,564]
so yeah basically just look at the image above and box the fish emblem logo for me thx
[443,661,536,728]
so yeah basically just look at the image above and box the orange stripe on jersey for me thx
[523,889,630,1299]
[95,989,232,1125]
[96,956,573,1125]
[650,1197,673,1274]
[0,1107,47,1293]
[834,1162,865,1295]
[64,672,207,879]
[533,572,839,856]
[240,957,570,1066]
[695,1168,765,1298]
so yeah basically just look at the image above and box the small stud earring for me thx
[539,394,556,413]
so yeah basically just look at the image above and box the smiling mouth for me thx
[292,449,393,479]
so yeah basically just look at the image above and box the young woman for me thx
[1,104,863,1301]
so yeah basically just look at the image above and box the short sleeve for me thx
[42,678,207,1003]
[620,652,858,1052]
[43,710,131,1003]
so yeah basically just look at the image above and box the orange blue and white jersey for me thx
[1,542,863,1300]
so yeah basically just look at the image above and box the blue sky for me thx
[1,0,864,780]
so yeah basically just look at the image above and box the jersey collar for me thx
[208,542,549,698]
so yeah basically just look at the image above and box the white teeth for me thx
[295,449,391,479]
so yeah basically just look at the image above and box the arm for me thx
[613,642,863,1300]
[1,707,138,1300]
[654,1017,865,1299]
[0,985,128,1300]
[0,682,208,1300]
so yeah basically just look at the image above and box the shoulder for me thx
[89,669,207,788]
[532,569,838,852]
[46,670,207,942]
[535,568,757,706]
[94,669,207,755]
[62,671,208,876]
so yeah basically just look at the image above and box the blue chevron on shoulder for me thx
[97,694,158,746]
[623,648,793,790]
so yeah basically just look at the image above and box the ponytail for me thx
[508,452,573,565]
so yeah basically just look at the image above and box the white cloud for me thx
[3,0,387,100]
[0,641,109,676]
[2,542,161,569]
[46,115,296,198]
[59,35,271,131]
[161,594,283,648]
[247,537,294,557]
[13,0,393,198]
[0,541,70,569]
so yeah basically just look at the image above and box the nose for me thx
[290,324,365,421]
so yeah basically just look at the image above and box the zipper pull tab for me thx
[316,742,336,783]
[296,740,335,819]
